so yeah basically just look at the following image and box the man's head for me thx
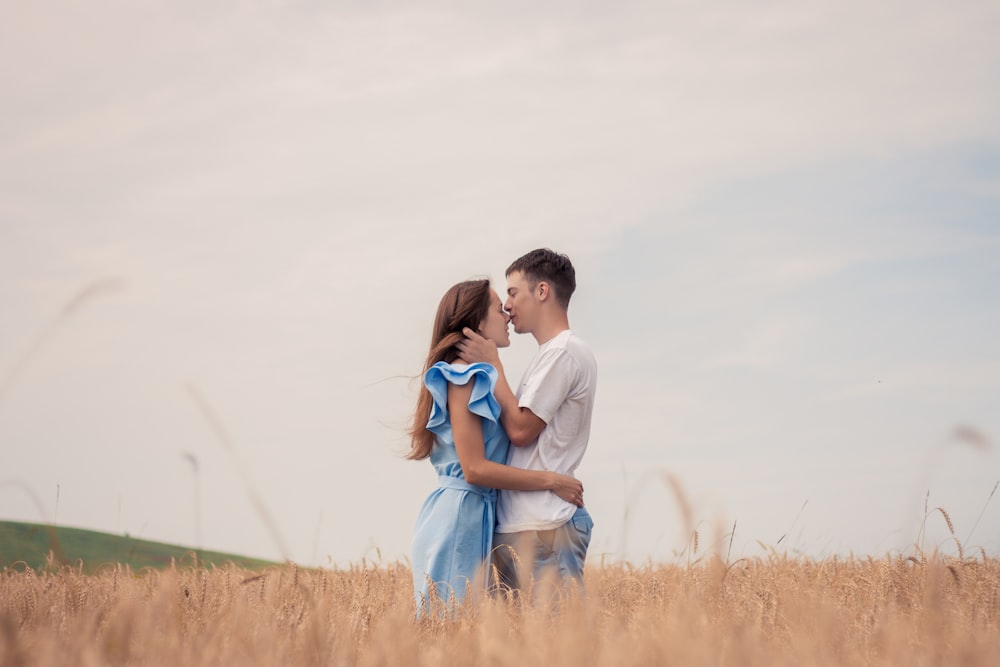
[504,248,576,336]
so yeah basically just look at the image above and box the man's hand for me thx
[457,327,501,366]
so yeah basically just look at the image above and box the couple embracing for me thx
[408,248,598,614]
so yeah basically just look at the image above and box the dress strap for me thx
[438,476,497,502]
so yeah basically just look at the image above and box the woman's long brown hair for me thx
[407,279,493,460]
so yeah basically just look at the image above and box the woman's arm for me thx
[457,328,547,447]
[448,382,583,505]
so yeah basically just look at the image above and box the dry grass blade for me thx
[965,480,999,544]
[0,277,124,406]
[660,472,694,543]
[185,383,290,561]
[726,520,737,565]
[776,499,808,546]
[621,468,696,558]
[933,507,955,536]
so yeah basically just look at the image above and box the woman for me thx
[409,279,584,615]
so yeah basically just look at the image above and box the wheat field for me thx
[2,550,999,666]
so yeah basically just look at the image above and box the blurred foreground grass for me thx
[3,552,999,666]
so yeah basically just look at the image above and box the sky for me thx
[2,1,998,567]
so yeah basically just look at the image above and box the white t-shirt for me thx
[496,329,597,533]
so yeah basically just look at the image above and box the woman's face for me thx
[478,291,511,348]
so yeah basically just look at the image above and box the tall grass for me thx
[3,551,998,666]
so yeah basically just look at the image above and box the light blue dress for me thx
[411,361,510,613]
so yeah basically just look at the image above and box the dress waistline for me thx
[438,476,497,502]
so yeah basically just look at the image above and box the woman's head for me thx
[478,290,512,348]
[407,278,510,460]
[428,279,509,362]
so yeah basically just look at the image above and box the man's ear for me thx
[537,281,549,301]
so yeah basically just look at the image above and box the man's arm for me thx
[447,381,582,504]
[457,328,546,447]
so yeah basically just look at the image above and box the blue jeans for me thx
[492,507,593,593]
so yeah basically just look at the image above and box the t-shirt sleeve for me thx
[518,349,579,424]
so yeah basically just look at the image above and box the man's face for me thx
[504,270,538,335]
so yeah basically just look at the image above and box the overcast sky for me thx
[2,1,999,567]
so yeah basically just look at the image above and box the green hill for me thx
[0,521,277,573]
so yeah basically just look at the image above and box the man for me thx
[458,248,598,593]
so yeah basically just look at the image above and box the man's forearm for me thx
[491,362,521,431]
[492,363,546,447]
[455,327,545,445]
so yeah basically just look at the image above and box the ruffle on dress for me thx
[425,361,501,435]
